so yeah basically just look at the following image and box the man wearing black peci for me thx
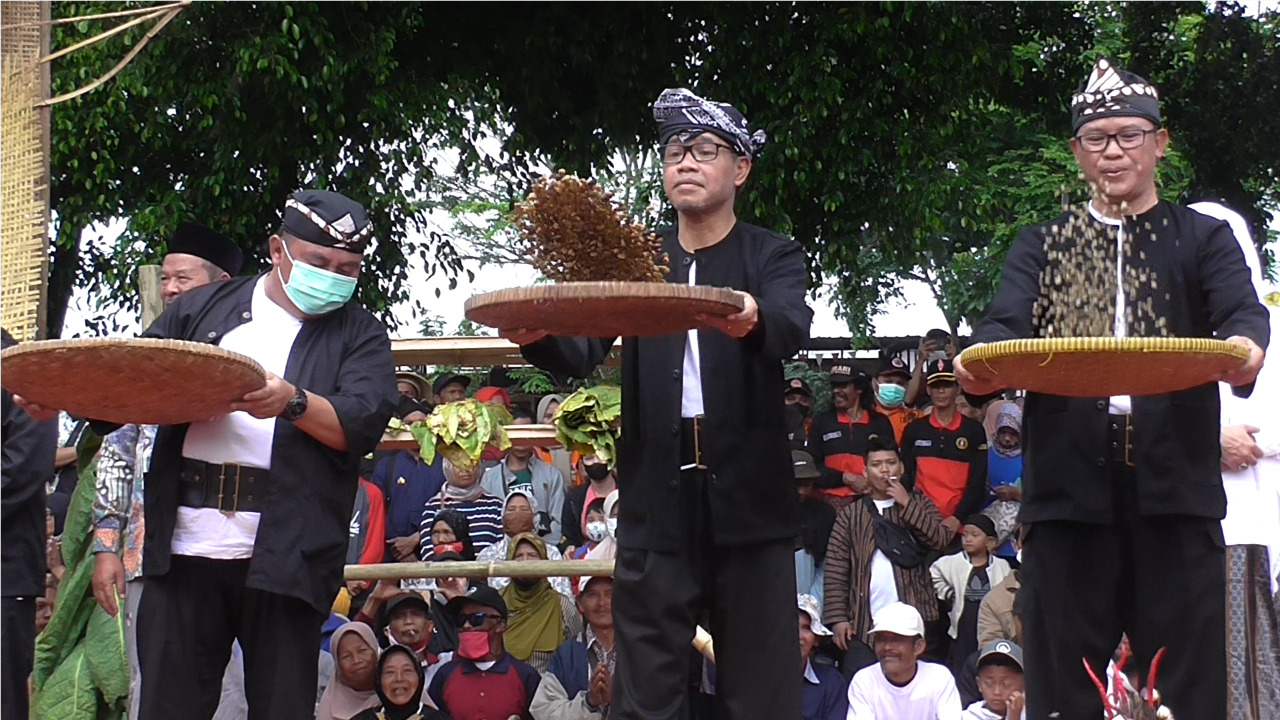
[19,189,396,720]
[956,59,1267,719]
[504,88,813,719]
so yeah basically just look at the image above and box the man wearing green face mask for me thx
[102,189,395,720]
[873,354,921,444]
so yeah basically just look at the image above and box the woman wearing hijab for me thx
[318,622,382,720]
[982,404,1023,562]
[476,490,573,596]
[501,533,582,673]
[425,508,476,561]
[352,644,450,720]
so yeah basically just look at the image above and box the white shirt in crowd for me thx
[174,277,303,559]
[868,498,900,617]
[847,660,961,720]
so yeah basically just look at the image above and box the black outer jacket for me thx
[2,330,58,598]
[971,202,1269,523]
[127,275,396,613]
[522,222,813,551]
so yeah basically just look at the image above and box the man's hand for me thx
[392,534,421,562]
[345,580,369,597]
[842,472,869,494]
[941,516,962,536]
[91,553,127,617]
[886,477,910,507]
[14,396,58,423]
[1217,336,1265,388]
[230,372,295,419]
[499,328,549,346]
[696,291,759,338]
[994,485,1022,502]
[587,661,613,708]
[436,575,468,600]
[831,621,855,651]
[368,578,401,605]
[46,536,64,581]
[1221,424,1264,471]
[953,352,1003,396]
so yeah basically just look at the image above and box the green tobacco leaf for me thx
[84,594,128,706]
[32,644,96,720]
[554,386,622,468]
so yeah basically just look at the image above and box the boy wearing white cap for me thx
[847,602,961,720]
[798,594,845,720]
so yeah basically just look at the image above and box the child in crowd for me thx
[962,640,1026,719]
[931,515,1012,673]
[571,498,608,559]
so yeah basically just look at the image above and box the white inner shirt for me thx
[868,498,900,616]
[1089,202,1132,414]
[174,277,304,559]
[681,259,705,418]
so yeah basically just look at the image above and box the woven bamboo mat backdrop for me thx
[0,2,50,342]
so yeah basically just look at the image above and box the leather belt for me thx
[1107,414,1134,467]
[679,416,706,471]
[179,458,269,513]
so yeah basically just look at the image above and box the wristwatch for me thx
[280,385,308,422]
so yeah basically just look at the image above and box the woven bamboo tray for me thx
[958,337,1248,397]
[0,338,267,425]
[465,282,744,337]
[379,423,560,451]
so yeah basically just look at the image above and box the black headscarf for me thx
[429,508,475,561]
[372,645,427,720]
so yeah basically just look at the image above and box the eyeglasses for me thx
[659,141,738,165]
[1074,129,1155,153]
[456,612,503,629]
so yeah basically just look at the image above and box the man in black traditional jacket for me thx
[2,329,58,720]
[19,190,397,720]
[956,59,1268,719]
[505,88,813,719]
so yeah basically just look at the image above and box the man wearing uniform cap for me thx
[20,190,399,719]
[508,87,812,718]
[901,359,988,543]
[784,377,815,450]
[806,364,895,511]
[873,354,922,443]
[958,58,1268,718]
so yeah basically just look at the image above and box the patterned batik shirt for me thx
[91,423,156,580]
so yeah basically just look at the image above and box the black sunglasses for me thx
[456,612,503,629]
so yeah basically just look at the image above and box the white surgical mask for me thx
[585,520,608,543]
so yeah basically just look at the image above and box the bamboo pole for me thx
[343,559,614,582]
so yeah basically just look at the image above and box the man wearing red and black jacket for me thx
[806,365,895,511]
[900,359,988,539]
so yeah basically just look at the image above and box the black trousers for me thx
[1022,461,1226,720]
[1,597,35,720]
[612,470,801,720]
[136,556,326,720]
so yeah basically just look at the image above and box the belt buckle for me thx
[218,463,243,514]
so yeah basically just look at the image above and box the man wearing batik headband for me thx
[22,189,398,719]
[509,88,813,718]
[958,58,1268,719]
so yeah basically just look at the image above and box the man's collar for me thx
[803,659,820,685]
[460,653,512,674]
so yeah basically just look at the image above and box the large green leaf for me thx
[32,643,97,720]
[85,593,129,707]
[33,545,94,689]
